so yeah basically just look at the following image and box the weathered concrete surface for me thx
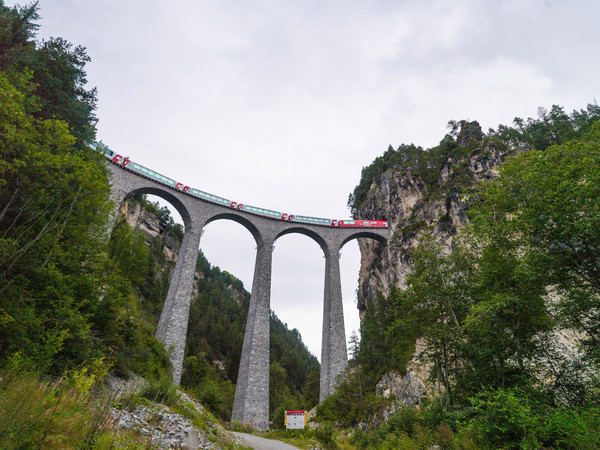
[155,226,203,385]
[320,248,346,401]
[106,160,389,427]
[231,234,275,428]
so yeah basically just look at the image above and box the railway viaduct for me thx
[106,161,389,428]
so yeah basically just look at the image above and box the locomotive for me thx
[89,141,387,229]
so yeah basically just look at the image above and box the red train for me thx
[90,141,387,229]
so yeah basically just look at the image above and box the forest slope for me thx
[0,3,318,443]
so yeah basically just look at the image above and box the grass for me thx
[0,367,253,449]
[0,369,116,449]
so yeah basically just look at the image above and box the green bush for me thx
[0,369,112,449]
[540,405,600,449]
[141,376,179,406]
[385,407,420,436]
[462,389,541,448]
[313,422,337,449]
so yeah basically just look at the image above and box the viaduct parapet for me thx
[106,161,388,428]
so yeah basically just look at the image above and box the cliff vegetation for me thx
[316,106,600,448]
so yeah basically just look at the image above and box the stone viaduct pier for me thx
[106,160,388,428]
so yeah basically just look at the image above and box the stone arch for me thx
[204,211,264,247]
[339,229,388,250]
[117,186,193,231]
[270,228,328,357]
[275,226,330,255]
[105,160,391,427]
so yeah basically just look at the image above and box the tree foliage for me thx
[0,1,169,380]
[323,107,600,448]
[349,104,600,217]
[0,2,97,145]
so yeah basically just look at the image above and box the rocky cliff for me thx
[119,198,181,262]
[355,122,507,318]
[353,122,510,407]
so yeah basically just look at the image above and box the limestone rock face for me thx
[355,126,507,401]
[356,138,506,316]
[119,199,180,262]
[376,371,426,408]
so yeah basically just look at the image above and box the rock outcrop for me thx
[119,199,180,262]
[376,371,426,408]
[356,124,506,315]
[355,122,507,402]
[105,375,234,449]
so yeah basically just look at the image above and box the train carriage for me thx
[89,140,387,229]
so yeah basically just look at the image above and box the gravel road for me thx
[231,432,301,450]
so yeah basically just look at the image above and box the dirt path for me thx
[230,431,301,450]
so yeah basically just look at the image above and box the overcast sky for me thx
[21,0,600,361]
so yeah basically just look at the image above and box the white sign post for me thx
[285,410,306,430]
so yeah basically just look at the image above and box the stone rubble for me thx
[105,375,232,449]
[110,396,217,449]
